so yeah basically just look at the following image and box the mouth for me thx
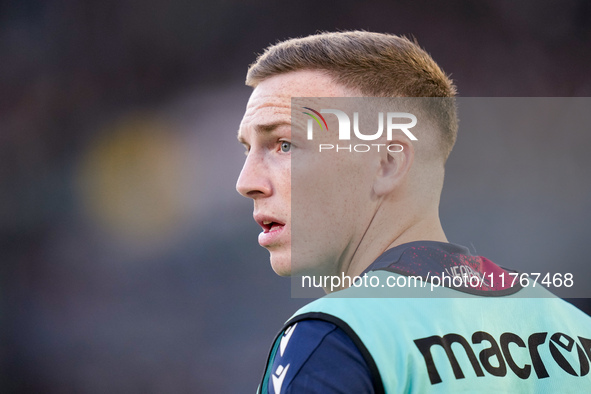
[255,215,287,247]
[260,220,285,233]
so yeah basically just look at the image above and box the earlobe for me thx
[373,141,413,196]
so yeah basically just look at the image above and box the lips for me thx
[254,214,286,247]
[260,220,284,232]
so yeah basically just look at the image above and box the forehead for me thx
[240,70,356,131]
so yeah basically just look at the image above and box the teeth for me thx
[263,221,272,225]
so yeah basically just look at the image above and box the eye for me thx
[280,141,291,153]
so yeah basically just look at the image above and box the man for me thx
[236,31,591,393]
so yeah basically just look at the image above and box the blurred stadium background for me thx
[1,0,590,392]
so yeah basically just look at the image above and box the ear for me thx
[373,139,414,197]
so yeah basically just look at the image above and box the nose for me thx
[236,152,272,199]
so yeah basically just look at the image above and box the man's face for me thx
[236,70,380,277]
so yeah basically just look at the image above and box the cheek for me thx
[265,153,291,191]
[294,162,356,227]
[294,152,371,214]
[276,161,291,200]
[291,155,377,276]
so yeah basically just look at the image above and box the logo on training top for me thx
[414,331,591,385]
[272,364,290,394]
[303,107,417,153]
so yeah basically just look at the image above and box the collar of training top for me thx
[361,241,521,293]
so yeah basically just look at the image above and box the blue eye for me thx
[280,141,291,153]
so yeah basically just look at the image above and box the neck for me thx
[325,206,446,293]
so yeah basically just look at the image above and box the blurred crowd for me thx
[1,1,590,392]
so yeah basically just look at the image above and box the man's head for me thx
[247,31,458,160]
[237,31,457,282]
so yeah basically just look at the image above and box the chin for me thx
[271,263,291,276]
[269,252,291,276]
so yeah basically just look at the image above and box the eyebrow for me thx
[237,121,291,144]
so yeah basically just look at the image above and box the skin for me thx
[236,70,448,292]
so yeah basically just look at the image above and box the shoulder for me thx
[265,319,376,394]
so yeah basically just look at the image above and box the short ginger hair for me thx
[246,31,458,160]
